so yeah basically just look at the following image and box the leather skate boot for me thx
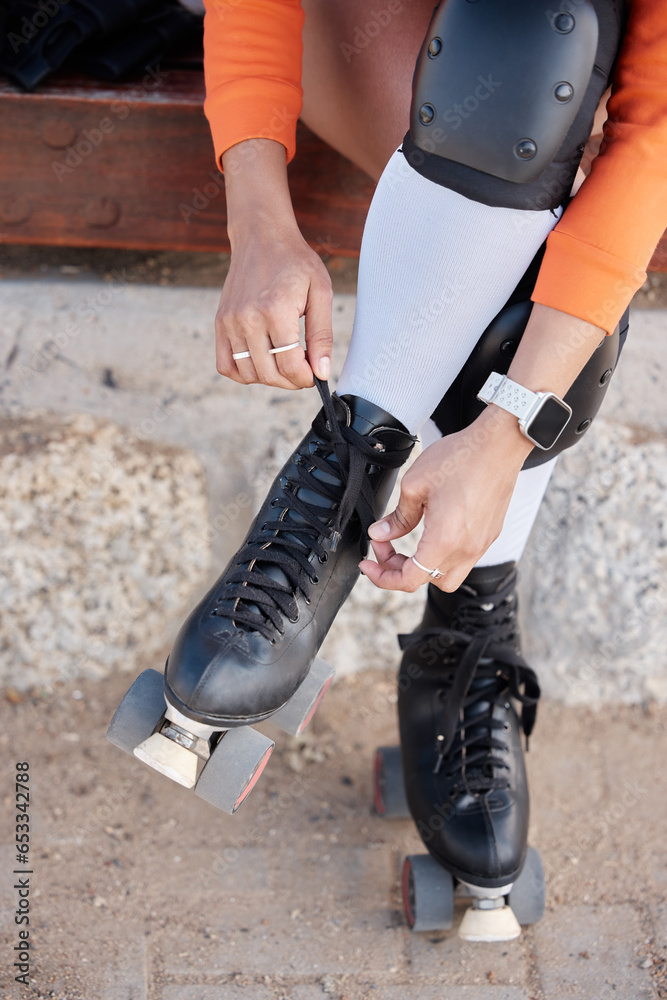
[398,562,540,888]
[166,379,416,727]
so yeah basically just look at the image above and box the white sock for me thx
[421,416,557,567]
[336,150,561,435]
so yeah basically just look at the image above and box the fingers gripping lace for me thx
[214,379,411,640]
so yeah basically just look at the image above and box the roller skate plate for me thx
[106,658,334,813]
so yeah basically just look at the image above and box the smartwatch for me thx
[477,372,572,451]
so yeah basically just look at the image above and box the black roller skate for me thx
[374,562,545,940]
[108,380,416,813]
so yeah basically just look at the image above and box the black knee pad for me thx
[403,0,628,210]
[430,297,629,469]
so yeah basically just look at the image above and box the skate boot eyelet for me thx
[269,498,281,508]
[304,596,311,605]
[309,575,320,585]
[288,614,299,624]
[318,552,329,564]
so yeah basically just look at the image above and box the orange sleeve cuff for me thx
[532,230,647,334]
[204,78,303,168]
[203,0,304,170]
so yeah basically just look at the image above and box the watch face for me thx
[526,395,572,450]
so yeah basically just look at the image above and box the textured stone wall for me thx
[520,419,667,704]
[0,280,664,702]
[0,412,209,689]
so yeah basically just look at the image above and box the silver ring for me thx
[232,350,252,361]
[411,555,444,580]
[268,341,301,355]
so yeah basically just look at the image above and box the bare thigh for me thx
[301,0,434,181]
[301,1,611,189]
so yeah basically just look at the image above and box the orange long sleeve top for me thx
[203,0,667,334]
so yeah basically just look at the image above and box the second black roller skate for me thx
[375,562,545,939]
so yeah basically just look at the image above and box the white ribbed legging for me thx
[336,150,561,565]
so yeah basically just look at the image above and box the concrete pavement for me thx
[1,666,665,999]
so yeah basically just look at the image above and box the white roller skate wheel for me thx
[106,669,166,755]
[402,855,455,932]
[373,746,410,819]
[458,902,522,942]
[194,727,275,814]
[134,732,199,788]
[270,657,335,737]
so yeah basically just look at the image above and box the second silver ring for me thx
[268,341,302,355]
[411,555,444,580]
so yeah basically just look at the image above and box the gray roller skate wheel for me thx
[270,657,335,737]
[107,669,166,755]
[507,847,545,925]
[194,727,275,814]
[373,746,410,819]
[402,854,455,932]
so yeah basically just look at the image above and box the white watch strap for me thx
[477,372,538,420]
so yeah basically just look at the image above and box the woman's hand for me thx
[360,406,533,593]
[360,300,607,593]
[216,137,333,390]
[215,223,333,389]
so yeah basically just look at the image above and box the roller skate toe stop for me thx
[458,903,521,942]
[134,733,199,788]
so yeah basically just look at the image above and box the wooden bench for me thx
[1,62,665,270]
[0,64,374,257]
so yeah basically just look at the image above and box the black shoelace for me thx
[399,584,540,793]
[213,378,413,641]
